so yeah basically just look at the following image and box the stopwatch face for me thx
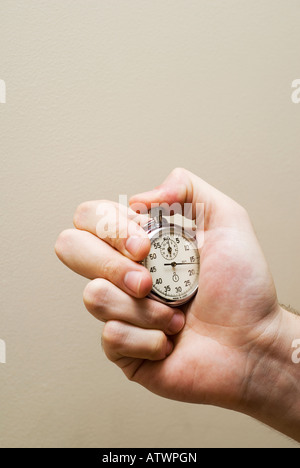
[143,226,200,306]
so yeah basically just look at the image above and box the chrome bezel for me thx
[142,219,199,308]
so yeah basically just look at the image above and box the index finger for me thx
[73,200,151,262]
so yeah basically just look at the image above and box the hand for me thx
[55,201,186,359]
[55,168,300,442]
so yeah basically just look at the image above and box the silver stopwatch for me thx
[142,208,200,307]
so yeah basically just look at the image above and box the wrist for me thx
[241,305,300,442]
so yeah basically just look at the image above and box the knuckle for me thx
[101,256,124,282]
[95,200,118,218]
[145,302,173,329]
[83,279,109,315]
[54,229,74,258]
[149,332,167,360]
[95,202,123,240]
[171,167,186,179]
[102,321,125,351]
[73,201,91,228]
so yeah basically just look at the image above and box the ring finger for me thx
[84,278,185,335]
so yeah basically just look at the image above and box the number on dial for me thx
[145,231,200,302]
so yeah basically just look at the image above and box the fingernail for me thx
[126,236,147,257]
[124,271,143,294]
[166,311,185,335]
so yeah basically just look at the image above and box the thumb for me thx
[130,168,247,230]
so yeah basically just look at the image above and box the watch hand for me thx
[164,262,199,266]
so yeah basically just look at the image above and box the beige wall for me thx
[0,0,299,448]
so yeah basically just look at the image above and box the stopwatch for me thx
[141,208,200,307]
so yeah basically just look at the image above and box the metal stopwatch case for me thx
[142,208,200,307]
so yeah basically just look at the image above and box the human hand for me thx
[55,168,300,441]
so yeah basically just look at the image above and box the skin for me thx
[55,168,300,442]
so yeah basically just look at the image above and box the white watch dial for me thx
[144,228,200,303]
